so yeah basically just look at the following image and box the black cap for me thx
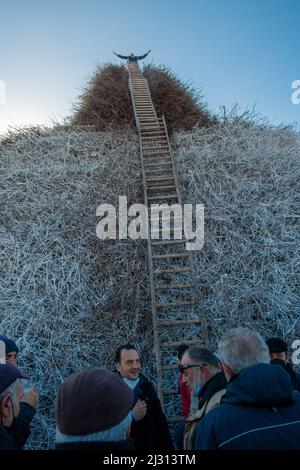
[0,335,19,354]
[0,363,21,394]
[266,337,288,354]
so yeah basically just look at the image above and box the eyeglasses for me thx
[177,364,207,373]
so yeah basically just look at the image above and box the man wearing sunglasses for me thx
[180,347,227,450]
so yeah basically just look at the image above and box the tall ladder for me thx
[127,61,208,421]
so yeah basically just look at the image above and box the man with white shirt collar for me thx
[115,344,174,450]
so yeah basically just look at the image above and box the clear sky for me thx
[0,0,299,135]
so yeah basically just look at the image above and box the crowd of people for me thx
[0,327,300,451]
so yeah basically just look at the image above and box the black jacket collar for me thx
[198,371,227,409]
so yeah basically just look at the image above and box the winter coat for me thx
[120,373,174,450]
[10,402,36,449]
[183,372,227,450]
[270,359,300,392]
[193,363,300,450]
[0,425,17,450]
[0,403,35,450]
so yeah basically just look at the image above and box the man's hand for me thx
[132,399,147,421]
[21,385,39,410]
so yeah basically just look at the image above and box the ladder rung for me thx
[142,134,166,137]
[160,340,199,348]
[153,267,191,274]
[149,216,181,222]
[158,319,201,326]
[139,117,160,120]
[150,228,182,234]
[141,117,164,121]
[152,253,188,259]
[156,300,197,309]
[151,240,186,245]
[148,185,176,191]
[143,146,169,151]
[145,172,174,177]
[141,127,164,130]
[163,389,179,395]
[143,155,171,161]
[156,284,193,290]
[142,136,167,140]
[141,133,166,137]
[146,176,174,182]
[143,140,168,144]
[148,206,181,213]
[145,169,173,178]
[147,195,178,200]
[144,162,172,168]
[143,151,170,156]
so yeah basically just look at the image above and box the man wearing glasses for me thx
[179,346,227,450]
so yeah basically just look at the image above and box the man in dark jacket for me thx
[55,369,135,450]
[0,334,38,448]
[266,337,300,392]
[181,347,227,450]
[115,344,174,450]
[194,328,300,450]
[113,50,151,62]
[0,363,23,450]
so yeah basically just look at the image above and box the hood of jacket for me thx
[222,363,294,408]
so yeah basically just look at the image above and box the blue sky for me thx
[0,0,299,134]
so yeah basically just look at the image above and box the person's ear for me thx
[116,363,121,373]
[222,363,234,382]
[126,424,131,438]
[0,394,12,418]
[203,366,210,381]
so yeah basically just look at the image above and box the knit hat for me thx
[0,363,21,394]
[0,335,19,354]
[56,368,134,436]
[266,337,288,354]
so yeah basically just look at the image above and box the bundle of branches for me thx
[143,63,212,131]
[71,63,212,132]
[1,115,299,448]
[71,64,134,131]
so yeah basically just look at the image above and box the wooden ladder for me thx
[127,61,208,422]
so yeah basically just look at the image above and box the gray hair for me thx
[218,327,270,374]
[56,411,132,444]
[0,379,18,406]
[185,346,220,372]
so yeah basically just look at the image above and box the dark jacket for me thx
[119,373,174,450]
[184,372,227,450]
[9,402,36,449]
[55,438,135,451]
[271,359,300,392]
[0,425,17,450]
[194,363,300,450]
[113,51,150,62]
